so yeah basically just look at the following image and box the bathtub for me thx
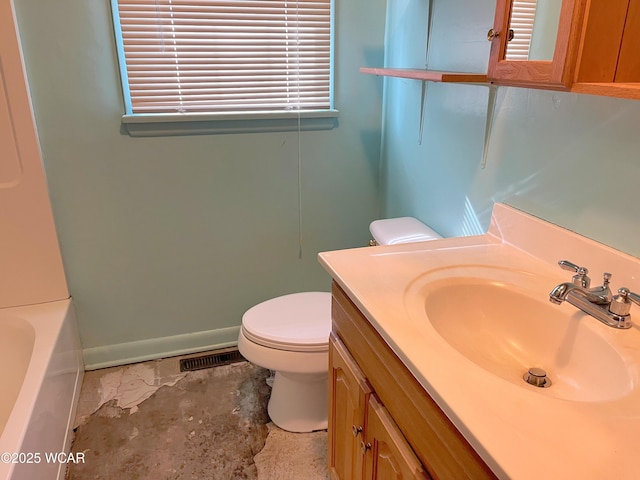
[0,299,83,480]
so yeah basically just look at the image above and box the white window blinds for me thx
[505,0,537,60]
[114,0,331,115]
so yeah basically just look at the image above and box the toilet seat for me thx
[241,292,331,353]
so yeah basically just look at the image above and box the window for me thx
[111,0,336,135]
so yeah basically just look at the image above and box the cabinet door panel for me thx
[329,334,371,480]
[616,0,640,82]
[574,0,628,82]
[365,396,430,480]
[488,0,586,88]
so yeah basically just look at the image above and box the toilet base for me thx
[268,370,328,433]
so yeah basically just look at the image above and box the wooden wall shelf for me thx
[571,83,640,101]
[359,67,488,84]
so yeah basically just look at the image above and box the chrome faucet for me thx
[549,260,612,305]
[549,260,638,329]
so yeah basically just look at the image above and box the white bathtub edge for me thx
[0,299,84,480]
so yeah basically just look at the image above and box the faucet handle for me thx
[619,288,640,305]
[609,287,640,317]
[558,260,588,274]
[558,260,591,288]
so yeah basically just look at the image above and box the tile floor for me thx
[65,352,329,479]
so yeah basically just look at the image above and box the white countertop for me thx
[318,204,640,480]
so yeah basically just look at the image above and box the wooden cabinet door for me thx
[364,396,430,480]
[488,0,586,88]
[574,0,640,83]
[329,334,371,480]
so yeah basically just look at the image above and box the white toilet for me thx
[237,217,441,432]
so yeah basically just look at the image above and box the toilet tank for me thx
[369,217,442,245]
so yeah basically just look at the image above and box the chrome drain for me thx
[523,367,552,388]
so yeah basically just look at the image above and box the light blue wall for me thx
[17,0,640,368]
[14,0,386,368]
[380,0,640,258]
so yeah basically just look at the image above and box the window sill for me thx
[121,110,340,137]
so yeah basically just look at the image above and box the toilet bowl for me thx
[238,292,331,433]
[238,217,441,433]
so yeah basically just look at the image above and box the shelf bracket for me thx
[419,0,434,146]
[481,84,498,169]
[418,81,429,145]
[425,0,435,67]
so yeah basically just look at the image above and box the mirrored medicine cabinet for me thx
[487,0,583,88]
[488,0,640,99]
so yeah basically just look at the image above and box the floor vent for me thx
[179,348,245,372]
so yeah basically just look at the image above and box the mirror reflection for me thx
[505,0,562,61]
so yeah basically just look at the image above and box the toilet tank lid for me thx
[370,217,442,245]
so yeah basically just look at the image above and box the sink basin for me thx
[413,270,634,402]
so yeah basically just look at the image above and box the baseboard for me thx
[83,326,241,370]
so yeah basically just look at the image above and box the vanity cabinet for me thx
[328,333,370,479]
[329,334,427,480]
[328,282,497,480]
[363,395,428,479]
